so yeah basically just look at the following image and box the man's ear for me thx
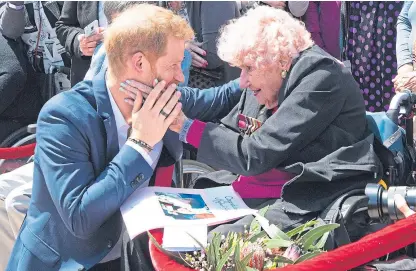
[131,52,145,74]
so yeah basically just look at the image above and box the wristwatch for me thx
[7,2,25,10]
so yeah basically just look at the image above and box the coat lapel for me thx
[92,66,119,161]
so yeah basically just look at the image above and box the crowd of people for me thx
[0,1,415,271]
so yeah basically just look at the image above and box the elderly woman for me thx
[121,6,381,269]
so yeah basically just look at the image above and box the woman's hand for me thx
[120,80,151,102]
[129,80,182,148]
[393,71,416,92]
[394,194,415,218]
[186,41,208,68]
[169,111,187,133]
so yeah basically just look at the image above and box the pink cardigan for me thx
[186,120,293,198]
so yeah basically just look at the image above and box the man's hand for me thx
[78,27,105,57]
[394,194,416,218]
[393,71,416,92]
[120,80,186,134]
[129,80,182,147]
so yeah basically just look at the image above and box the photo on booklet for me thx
[155,192,215,220]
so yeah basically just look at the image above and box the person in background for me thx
[395,1,416,93]
[342,1,404,112]
[0,1,71,74]
[55,1,103,86]
[305,1,341,59]
[0,33,43,270]
[160,1,193,86]
[184,1,241,88]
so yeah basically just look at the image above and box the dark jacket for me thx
[55,1,98,86]
[0,35,43,136]
[185,1,241,85]
[196,46,382,214]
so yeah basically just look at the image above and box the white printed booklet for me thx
[120,186,256,241]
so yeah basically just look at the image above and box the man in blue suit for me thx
[6,5,241,271]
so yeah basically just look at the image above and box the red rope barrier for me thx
[0,143,36,159]
[277,214,416,271]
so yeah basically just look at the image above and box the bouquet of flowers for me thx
[149,206,339,271]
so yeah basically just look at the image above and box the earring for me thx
[281,70,287,79]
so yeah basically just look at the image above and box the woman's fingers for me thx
[188,42,206,56]
[191,51,208,67]
[125,80,153,95]
[132,89,143,113]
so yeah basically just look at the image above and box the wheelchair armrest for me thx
[27,124,37,134]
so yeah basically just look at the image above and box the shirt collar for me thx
[105,73,129,132]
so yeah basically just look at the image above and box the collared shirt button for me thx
[107,240,113,248]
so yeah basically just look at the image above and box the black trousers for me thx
[121,171,317,270]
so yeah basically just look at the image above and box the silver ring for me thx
[160,110,169,118]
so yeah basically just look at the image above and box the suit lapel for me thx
[92,66,119,161]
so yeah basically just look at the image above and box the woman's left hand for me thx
[169,111,186,133]
[393,71,416,92]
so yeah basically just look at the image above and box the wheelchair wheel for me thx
[0,126,34,148]
[0,128,36,174]
[182,160,215,188]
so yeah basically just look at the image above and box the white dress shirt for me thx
[100,81,163,263]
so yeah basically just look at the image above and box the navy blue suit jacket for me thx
[6,65,241,270]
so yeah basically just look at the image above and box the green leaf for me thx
[286,220,318,238]
[313,231,330,249]
[235,260,247,271]
[212,234,222,265]
[254,215,291,241]
[273,255,295,264]
[248,230,268,243]
[241,251,254,266]
[299,223,340,250]
[294,251,323,264]
[269,224,291,241]
[186,232,207,252]
[250,205,269,234]
[234,241,241,264]
[264,238,294,248]
[147,232,184,263]
[216,246,234,271]
[246,267,259,271]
